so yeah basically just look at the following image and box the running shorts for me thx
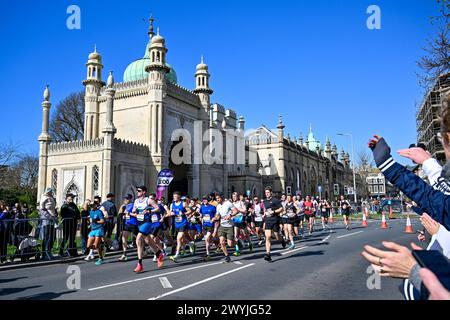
[254,220,264,228]
[218,226,234,240]
[89,228,105,238]
[123,224,139,235]
[203,225,214,233]
[138,222,153,236]
[233,221,247,229]
[175,224,189,233]
[189,223,202,233]
[264,216,280,232]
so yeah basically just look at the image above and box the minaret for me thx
[325,136,332,160]
[37,85,52,199]
[277,115,286,193]
[277,115,285,141]
[332,143,338,158]
[101,71,116,199]
[298,132,303,146]
[340,148,346,164]
[83,46,104,140]
[193,55,213,113]
[146,27,170,177]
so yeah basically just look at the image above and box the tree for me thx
[417,0,450,90]
[49,91,85,142]
[355,149,375,199]
[0,140,21,187]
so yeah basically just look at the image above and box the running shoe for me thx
[264,254,272,262]
[189,244,196,255]
[281,239,287,249]
[289,243,296,250]
[233,251,240,257]
[169,255,178,263]
[118,255,128,262]
[153,255,157,262]
[134,263,143,273]
[180,250,186,257]
[95,259,104,266]
[157,252,165,268]
[249,242,254,253]
[84,254,95,261]
[224,255,231,263]
[215,247,222,254]
[203,254,211,261]
[258,240,264,246]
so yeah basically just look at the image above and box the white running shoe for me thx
[153,255,157,262]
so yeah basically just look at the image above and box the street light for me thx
[337,133,357,204]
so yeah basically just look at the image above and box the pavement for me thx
[0,218,425,300]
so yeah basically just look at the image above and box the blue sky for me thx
[0,0,441,165]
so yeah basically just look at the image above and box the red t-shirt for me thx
[304,201,313,215]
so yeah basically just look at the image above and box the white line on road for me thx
[233,261,243,265]
[321,235,331,243]
[280,246,309,255]
[88,261,224,291]
[159,277,173,289]
[336,231,364,239]
[148,263,255,300]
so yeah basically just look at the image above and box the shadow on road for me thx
[272,250,325,263]
[0,276,28,284]
[19,290,77,300]
[0,285,42,296]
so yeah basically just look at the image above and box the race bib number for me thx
[266,209,273,217]
[287,211,296,218]
[137,214,145,222]
[125,214,130,220]
[322,208,326,212]
[151,214,158,223]
[175,215,183,223]
[343,204,347,209]
[255,216,263,222]
[203,215,211,223]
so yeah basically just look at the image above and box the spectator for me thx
[116,195,133,251]
[100,193,117,251]
[39,187,57,260]
[0,200,10,264]
[80,199,91,255]
[419,268,450,300]
[22,203,29,219]
[59,194,81,257]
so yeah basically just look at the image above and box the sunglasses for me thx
[137,189,143,192]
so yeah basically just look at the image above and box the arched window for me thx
[92,166,99,195]
[66,183,80,203]
[51,169,58,194]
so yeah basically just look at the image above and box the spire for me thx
[94,44,97,53]
[277,115,285,129]
[309,123,312,134]
[43,85,50,102]
[157,27,160,36]
[201,54,204,64]
[148,14,155,38]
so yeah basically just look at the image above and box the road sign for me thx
[347,187,354,195]
[318,186,322,193]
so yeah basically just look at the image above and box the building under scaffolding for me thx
[416,73,450,164]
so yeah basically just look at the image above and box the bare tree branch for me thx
[49,91,85,142]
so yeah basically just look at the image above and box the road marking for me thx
[321,235,331,243]
[336,231,364,239]
[280,245,309,255]
[88,261,224,291]
[159,277,173,289]
[148,263,255,300]
[233,261,243,265]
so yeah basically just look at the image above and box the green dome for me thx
[122,39,177,83]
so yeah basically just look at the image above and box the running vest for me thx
[172,201,187,228]
[134,197,149,223]
[200,204,216,227]
[150,204,163,227]
[125,203,137,226]
[285,202,296,218]
[232,201,245,224]
[253,202,264,222]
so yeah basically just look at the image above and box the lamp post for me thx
[337,133,357,204]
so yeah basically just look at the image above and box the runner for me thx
[283,195,297,249]
[340,195,352,230]
[215,193,237,263]
[304,196,315,236]
[231,192,252,256]
[146,193,166,264]
[118,194,136,261]
[199,195,218,260]
[169,192,191,263]
[292,196,302,239]
[132,186,164,273]
[187,197,202,255]
[319,199,331,231]
[262,186,286,262]
[85,201,106,266]
[99,193,117,252]
[250,195,265,246]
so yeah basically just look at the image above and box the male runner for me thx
[215,193,237,263]
[169,192,192,262]
[231,192,252,256]
[340,195,352,230]
[250,196,265,246]
[199,196,218,260]
[262,187,286,262]
[118,194,136,261]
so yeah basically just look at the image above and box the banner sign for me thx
[156,169,174,200]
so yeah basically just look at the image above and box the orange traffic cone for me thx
[389,206,394,219]
[404,215,414,233]
[380,212,388,229]
[362,210,368,227]
[329,210,334,223]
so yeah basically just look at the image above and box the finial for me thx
[148,14,155,37]
[107,71,114,87]
[94,44,97,53]
[309,123,312,134]
[157,27,160,36]
[43,85,50,102]
[201,54,204,64]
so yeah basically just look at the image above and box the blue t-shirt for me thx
[149,205,163,228]
[172,201,187,228]
[200,204,216,227]
[125,203,138,226]
[90,209,104,231]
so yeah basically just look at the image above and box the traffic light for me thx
[333,184,339,196]
[344,185,348,195]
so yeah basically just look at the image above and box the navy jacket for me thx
[380,158,450,230]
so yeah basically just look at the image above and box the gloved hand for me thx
[368,135,392,168]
